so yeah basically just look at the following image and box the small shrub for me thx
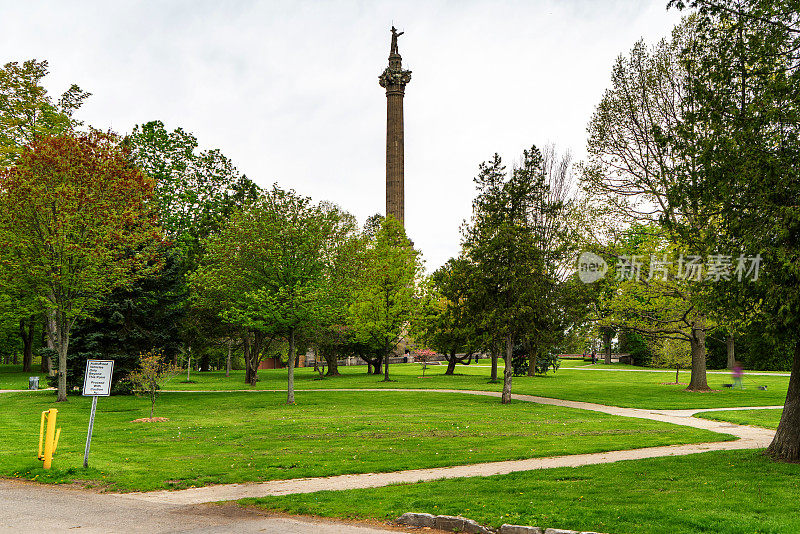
[127,350,179,419]
[415,348,436,376]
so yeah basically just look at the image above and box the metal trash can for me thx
[28,376,39,390]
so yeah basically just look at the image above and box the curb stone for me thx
[434,515,493,534]
[396,512,435,528]
[398,514,605,534]
[500,525,544,534]
[397,513,492,533]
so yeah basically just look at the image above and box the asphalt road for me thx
[0,479,408,534]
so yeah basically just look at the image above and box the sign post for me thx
[82,359,113,468]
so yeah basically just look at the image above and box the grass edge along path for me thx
[240,449,800,534]
[119,389,767,504]
[0,389,729,492]
[695,407,783,430]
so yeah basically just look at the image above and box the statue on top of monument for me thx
[379,25,411,89]
[390,26,404,55]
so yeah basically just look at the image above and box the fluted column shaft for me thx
[386,89,405,224]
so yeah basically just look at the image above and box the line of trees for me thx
[3,0,800,461]
[0,59,423,404]
[579,0,800,460]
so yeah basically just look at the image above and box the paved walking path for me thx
[121,388,777,505]
[470,365,792,376]
[0,479,406,534]
[564,367,792,377]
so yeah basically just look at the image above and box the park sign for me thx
[82,359,114,468]
[82,359,114,396]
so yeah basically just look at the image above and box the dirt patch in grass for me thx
[131,417,169,423]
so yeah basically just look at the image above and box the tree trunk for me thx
[526,340,536,377]
[603,329,613,365]
[502,335,514,404]
[287,328,296,404]
[325,353,340,376]
[445,350,457,375]
[226,339,233,377]
[365,356,381,375]
[186,343,192,383]
[726,332,735,370]
[40,346,52,374]
[766,339,800,461]
[20,318,34,373]
[244,336,253,384]
[382,346,391,382]
[489,350,498,382]
[49,311,69,403]
[57,341,68,401]
[687,315,711,391]
[41,317,54,376]
[43,308,69,402]
[244,334,260,386]
[248,333,264,387]
[676,364,680,384]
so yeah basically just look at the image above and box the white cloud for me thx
[1,0,684,270]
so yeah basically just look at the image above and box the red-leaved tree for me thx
[0,131,163,401]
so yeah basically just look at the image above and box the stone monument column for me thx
[378,26,411,225]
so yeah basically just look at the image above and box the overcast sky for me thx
[2,0,684,271]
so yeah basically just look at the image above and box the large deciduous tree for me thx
[0,59,91,374]
[191,185,351,403]
[582,18,720,391]
[667,0,800,459]
[0,132,163,401]
[349,216,421,382]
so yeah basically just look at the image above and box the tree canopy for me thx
[0,131,163,400]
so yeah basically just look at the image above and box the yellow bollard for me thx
[53,428,61,455]
[38,411,46,460]
[38,409,59,469]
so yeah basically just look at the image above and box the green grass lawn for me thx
[0,364,47,390]
[242,449,800,534]
[0,390,728,492]
[696,408,783,429]
[0,361,788,409]
[152,363,789,410]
